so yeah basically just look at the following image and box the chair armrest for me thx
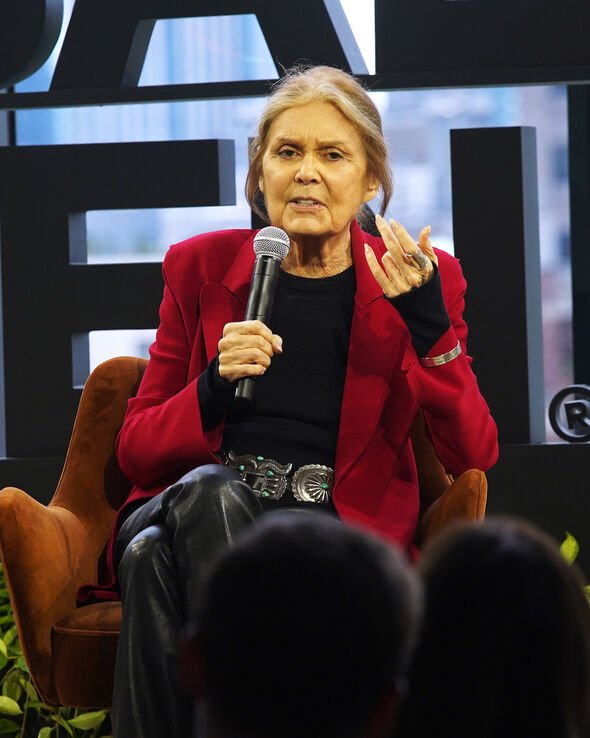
[416,469,487,547]
[0,487,96,705]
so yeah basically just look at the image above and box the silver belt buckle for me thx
[224,451,292,500]
[223,453,333,503]
[291,464,334,504]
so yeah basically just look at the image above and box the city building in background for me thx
[14,1,571,440]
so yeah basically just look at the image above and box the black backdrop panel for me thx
[568,86,590,384]
[0,458,63,505]
[487,443,590,578]
[451,127,545,445]
[51,0,365,90]
[0,0,63,88]
[0,139,235,458]
[376,0,590,85]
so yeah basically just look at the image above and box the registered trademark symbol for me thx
[548,384,590,442]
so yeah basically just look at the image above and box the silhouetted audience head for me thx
[181,510,422,738]
[397,516,590,738]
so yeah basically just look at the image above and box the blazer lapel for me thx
[335,221,410,483]
[199,236,256,362]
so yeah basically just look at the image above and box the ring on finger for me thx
[406,247,430,271]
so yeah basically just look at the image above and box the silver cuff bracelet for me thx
[419,340,462,367]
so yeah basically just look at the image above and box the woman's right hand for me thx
[218,320,283,383]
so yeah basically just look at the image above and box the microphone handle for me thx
[235,376,256,403]
[235,256,282,406]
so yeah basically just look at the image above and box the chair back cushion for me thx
[51,356,148,556]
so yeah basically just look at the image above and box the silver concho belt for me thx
[221,451,333,504]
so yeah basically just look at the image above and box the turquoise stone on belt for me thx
[222,451,332,503]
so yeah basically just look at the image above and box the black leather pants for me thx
[111,464,263,738]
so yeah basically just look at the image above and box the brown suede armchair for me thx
[0,356,487,709]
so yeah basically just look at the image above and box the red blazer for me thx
[117,219,497,532]
[84,220,498,601]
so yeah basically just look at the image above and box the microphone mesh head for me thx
[253,226,290,261]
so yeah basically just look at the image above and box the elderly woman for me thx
[81,65,497,736]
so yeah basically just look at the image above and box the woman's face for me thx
[259,101,378,247]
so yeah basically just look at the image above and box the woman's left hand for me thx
[364,214,437,298]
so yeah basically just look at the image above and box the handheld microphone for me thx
[235,226,290,405]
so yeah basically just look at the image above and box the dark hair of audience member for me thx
[397,517,590,738]
[186,511,422,738]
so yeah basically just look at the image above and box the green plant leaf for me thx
[17,656,28,673]
[20,678,38,701]
[0,717,19,734]
[0,641,8,660]
[26,700,51,712]
[2,669,22,704]
[560,531,580,564]
[7,643,21,658]
[3,628,16,648]
[37,728,53,738]
[66,710,107,730]
[0,697,21,716]
[50,714,73,735]
[1,680,21,703]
